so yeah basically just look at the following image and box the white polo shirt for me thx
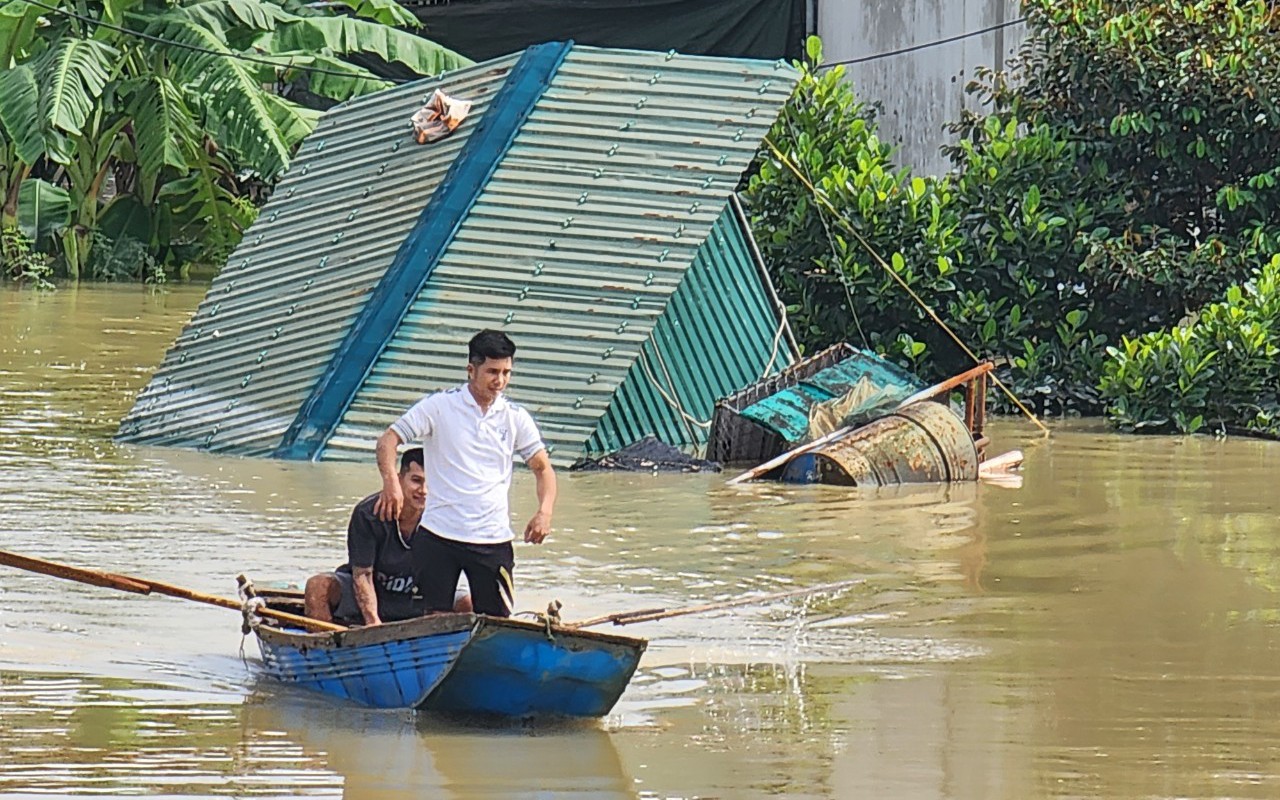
[390,385,546,544]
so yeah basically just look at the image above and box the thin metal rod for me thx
[564,578,864,629]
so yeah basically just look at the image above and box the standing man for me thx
[374,329,557,617]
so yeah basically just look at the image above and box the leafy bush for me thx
[88,232,164,284]
[1100,255,1280,436]
[1,226,54,289]
[744,38,964,371]
[748,1,1280,422]
[949,0,1280,411]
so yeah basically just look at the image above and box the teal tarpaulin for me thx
[739,350,926,444]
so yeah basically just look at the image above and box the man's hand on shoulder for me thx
[374,479,403,522]
[374,427,407,522]
[523,510,551,544]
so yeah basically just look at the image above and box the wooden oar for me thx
[726,361,995,485]
[564,578,864,629]
[0,549,345,633]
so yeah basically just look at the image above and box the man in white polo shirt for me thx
[373,329,557,617]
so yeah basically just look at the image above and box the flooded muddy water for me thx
[3,285,1280,798]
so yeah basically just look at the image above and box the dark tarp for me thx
[570,435,722,473]
[406,0,807,64]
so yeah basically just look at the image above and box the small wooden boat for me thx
[0,550,854,721]
[247,587,647,718]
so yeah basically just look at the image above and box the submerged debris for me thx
[570,435,722,473]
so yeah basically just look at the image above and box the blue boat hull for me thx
[253,612,645,718]
[255,615,473,708]
[422,617,644,718]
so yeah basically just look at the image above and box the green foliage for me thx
[1,225,54,289]
[147,11,295,180]
[0,64,42,164]
[0,0,471,281]
[964,0,1280,410]
[749,3,1280,421]
[38,37,116,137]
[1100,255,1280,436]
[1020,0,1280,240]
[157,152,261,267]
[744,37,963,370]
[87,231,163,283]
[16,177,69,244]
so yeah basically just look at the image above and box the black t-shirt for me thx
[336,494,424,621]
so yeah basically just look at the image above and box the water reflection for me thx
[244,692,635,799]
[0,671,310,797]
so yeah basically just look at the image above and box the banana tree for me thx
[0,0,45,230]
[0,0,472,280]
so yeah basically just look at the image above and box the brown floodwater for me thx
[3,284,1280,799]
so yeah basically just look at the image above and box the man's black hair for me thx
[399,446,424,473]
[468,329,517,366]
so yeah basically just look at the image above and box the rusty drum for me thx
[779,401,978,486]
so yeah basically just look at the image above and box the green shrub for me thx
[1100,255,1280,435]
[88,233,164,284]
[1,226,54,290]
[744,37,964,371]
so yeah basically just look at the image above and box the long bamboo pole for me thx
[0,549,345,634]
[564,578,864,629]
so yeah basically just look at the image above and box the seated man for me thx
[304,447,470,625]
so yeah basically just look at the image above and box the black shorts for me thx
[414,529,515,617]
[330,569,469,624]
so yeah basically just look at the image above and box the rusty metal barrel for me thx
[780,402,978,486]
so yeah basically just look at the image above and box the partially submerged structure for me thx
[712,345,993,486]
[118,43,800,466]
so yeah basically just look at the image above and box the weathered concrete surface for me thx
[818,0,1026,176]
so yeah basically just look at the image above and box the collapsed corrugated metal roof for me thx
[118,43,800,466]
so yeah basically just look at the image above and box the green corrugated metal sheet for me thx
[118,44,799,466]
[739,351,927,444]
[589,201,794,454]
[326,46,798,464]
[117,57,519,454]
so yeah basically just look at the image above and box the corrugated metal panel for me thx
[116,56,521,453]
[588,204,796,455]
[275,42,574,460]
[326,46,798,463]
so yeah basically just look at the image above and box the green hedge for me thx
[1101,255,1280,436]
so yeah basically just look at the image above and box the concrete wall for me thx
[817,0,1026,176]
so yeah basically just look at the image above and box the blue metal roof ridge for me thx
[273,41,576,460]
